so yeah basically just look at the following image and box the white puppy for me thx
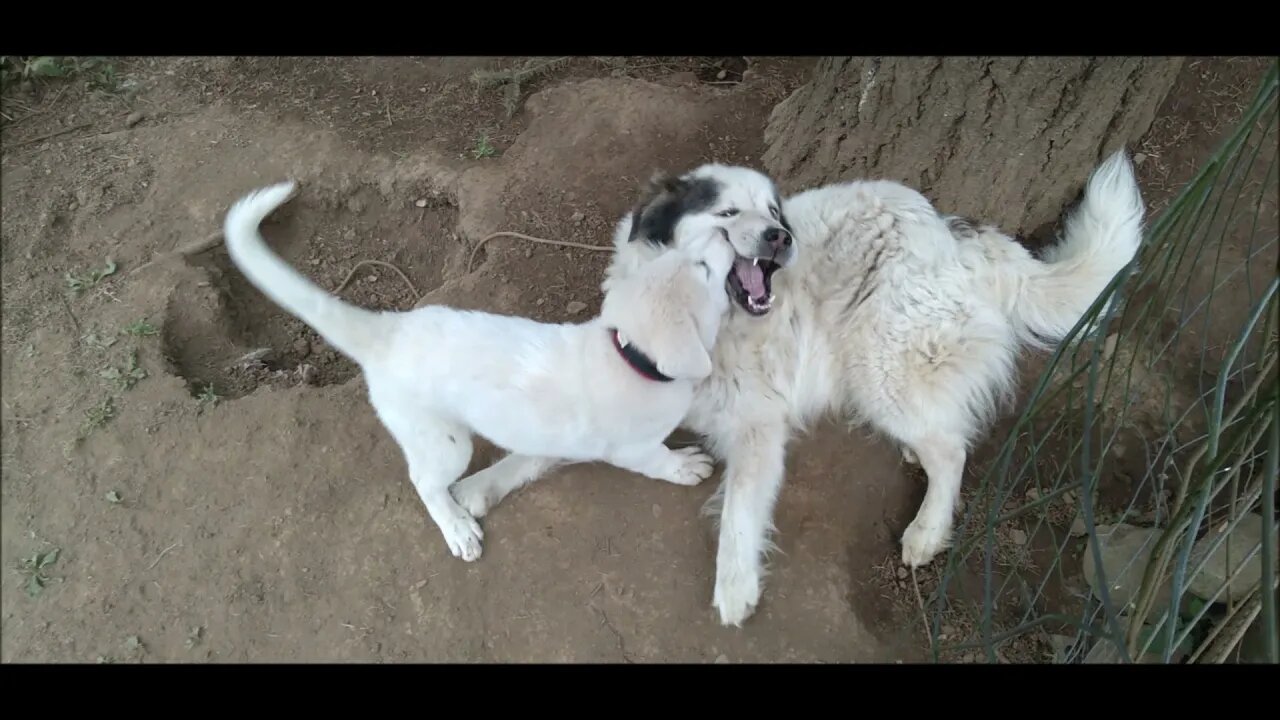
[222,179,736,561]
[455,152,1146,625]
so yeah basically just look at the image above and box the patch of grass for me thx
[196,383,220,411]
[185,626,203,650]
[1,56,120,92]
[15,547,61,598]
[470,133,497,159]
[471,57,571,118]
[123,319,158,337]
[82,330,118,351]
[80,396,116,436]
[99,349,147,391]
[64,259,117,296]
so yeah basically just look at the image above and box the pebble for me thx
[714,654,729,664]
[415,198,428,208]
[1188,512,1272,602]
[570,211,585,223]
[1134,153,1148,165]
[1025,487,1041,502]
[896,567,908,580]
[125,111,145,128]
[566,300,587,314]
[716,69,727,80]
[652,503,662,518]
[524,248,533,259]
[536,298,545,306]
[1082,523,1169,614]
[1010,528,1028,546]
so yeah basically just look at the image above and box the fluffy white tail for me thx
[1013,150,1146,347]
[222,181,394,366]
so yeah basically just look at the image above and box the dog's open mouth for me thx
[727,255,781,316]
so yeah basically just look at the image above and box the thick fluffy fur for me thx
[222,181,736,562]
[459,152,1145,626]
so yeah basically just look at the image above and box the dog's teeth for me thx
[617,332,629,348]
[752,258,759,267]
[767,294,775,304]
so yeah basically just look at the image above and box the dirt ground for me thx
[1,56,1272,663]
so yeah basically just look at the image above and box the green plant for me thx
[470,134,497,159]
[65,259,118,295]
[196,383,220,411]
[16,547,61,598]
[926,61,1278,664]
[100,350,147,391]
[123,319,159,337]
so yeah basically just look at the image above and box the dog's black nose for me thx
[764,227,791,249]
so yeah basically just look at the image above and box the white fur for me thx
[460,151,1145,626]
[222,181,737,561]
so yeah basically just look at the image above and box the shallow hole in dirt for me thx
[696,57,748,84]
[162,184,460,400]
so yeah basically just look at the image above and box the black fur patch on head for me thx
[627,172,722,246]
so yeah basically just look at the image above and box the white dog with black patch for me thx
[453,151,1145,626]
[222,179,737,562]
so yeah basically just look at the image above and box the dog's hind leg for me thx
[374,397,484,561]
[898,433,966,568]
[451,453,563,518]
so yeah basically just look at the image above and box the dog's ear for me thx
[644,310,713,381]
[646,170,687,198]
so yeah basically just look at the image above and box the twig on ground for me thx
[8,121,95,149]
[59,294,82,337]
[467,231,614,273]
[334,260,421,303]
[147,541,181,570]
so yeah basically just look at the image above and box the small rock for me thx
[68,201,79,211]
[1025,487,1041,502]
[714,654,729,664]
[896,567,908,580]
[293,337,312,357]
[415,198,428,208]
[716,69,727,80]
[1069,517,1088,537]
[309,257,322,266]
[343,229,356,242]
[1010,528,1028,546]
[1133,152,1148,165]
[1187,512,1273,602]
[524,248,533,259]
[566,300,587,314]
[570,211,585,224]
[652,503,662,518]
[1102,332,1118,361]
[1082,523,1170,614]
[125,111,145,128]
[535,298,545,306]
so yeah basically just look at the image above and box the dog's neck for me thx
[608,328,674,383]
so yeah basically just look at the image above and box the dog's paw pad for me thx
[670,446,714,486]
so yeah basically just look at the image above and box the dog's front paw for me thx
[713,560,761,627]
[451,476,495,519]
[668,446,714,486]
[900,519,949,568]
[438,505,485,562]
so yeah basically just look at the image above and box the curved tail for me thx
[1011,150,1146,348]
[222,181,394,366]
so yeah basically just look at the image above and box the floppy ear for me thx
[643,310,713,381]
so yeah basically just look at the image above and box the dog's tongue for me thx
[733,257,767,299]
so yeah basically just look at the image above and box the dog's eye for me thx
[769,206,780,219]
[716,208,739,218]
